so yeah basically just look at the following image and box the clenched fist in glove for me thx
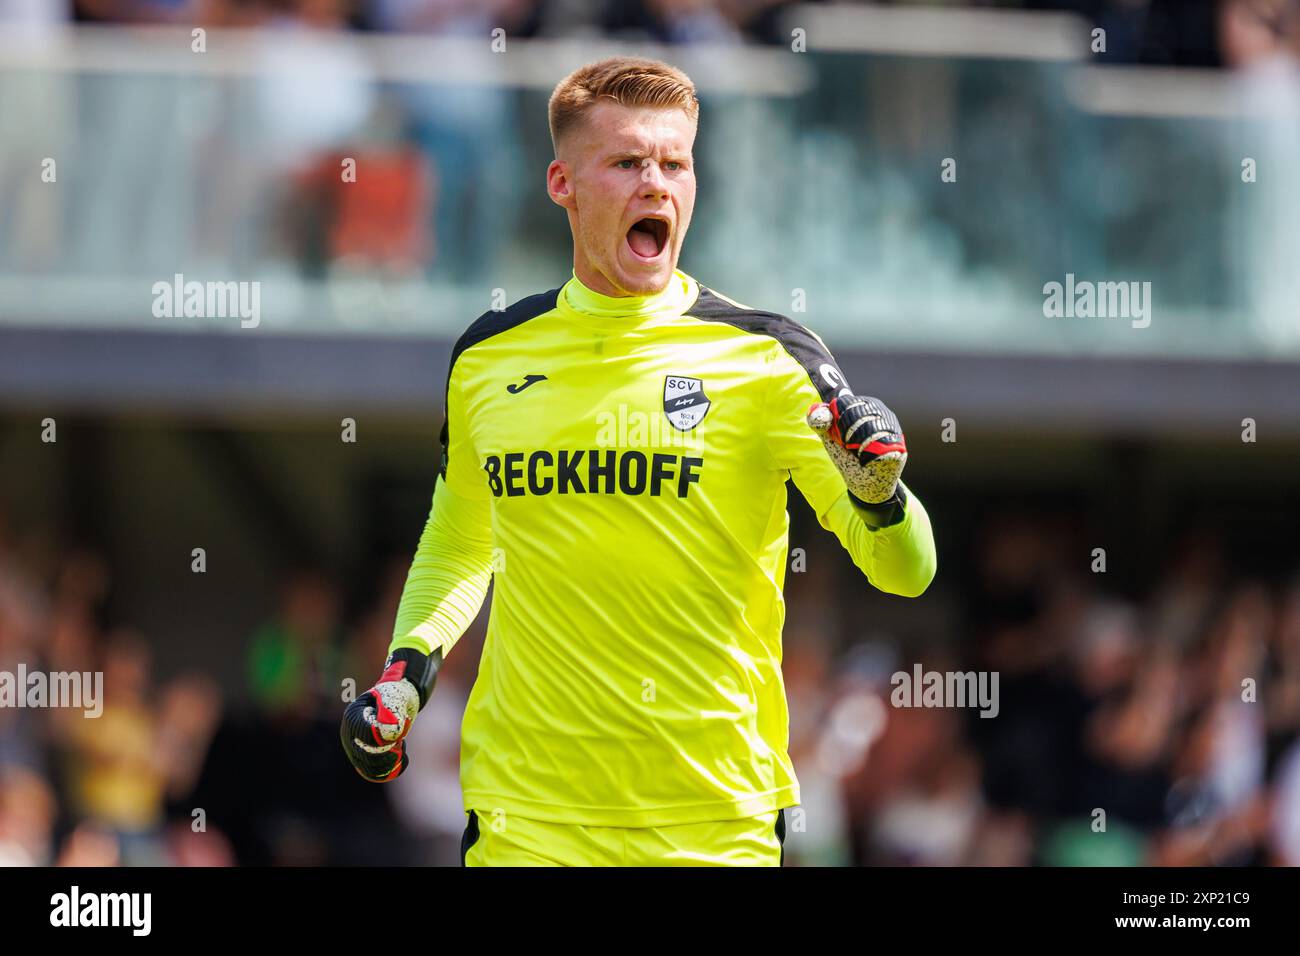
[807,394,909,528]
[340,647,441,782]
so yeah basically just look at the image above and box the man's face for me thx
[547,102,697,297]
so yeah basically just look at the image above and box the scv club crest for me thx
[663,376,710,431]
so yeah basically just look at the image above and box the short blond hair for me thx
[548,56,699,152]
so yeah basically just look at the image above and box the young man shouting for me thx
[341,57,937,866]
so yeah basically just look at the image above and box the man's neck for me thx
[572,262,627,298]
[561,269,693,320]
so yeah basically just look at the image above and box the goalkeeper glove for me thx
[807,394,909,528]
[340,646,440,783]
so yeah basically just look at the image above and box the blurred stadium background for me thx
[2,0,1300,867]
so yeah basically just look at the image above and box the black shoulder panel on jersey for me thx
[448,287,562,374]
[438,287,561,481]
[687,285,851,404]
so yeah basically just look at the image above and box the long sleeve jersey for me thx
[389,269,936,827]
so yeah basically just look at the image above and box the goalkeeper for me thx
[342,56,937,866]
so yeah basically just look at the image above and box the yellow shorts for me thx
[460,807,787,867]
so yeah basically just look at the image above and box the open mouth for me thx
[626,217,670,260]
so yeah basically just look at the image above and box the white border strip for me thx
[781,3,1088,62]
[1067,65,1252,119]
[0,26,812,97]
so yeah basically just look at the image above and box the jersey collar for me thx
[558,269,698,323]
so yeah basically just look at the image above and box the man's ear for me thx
[547,159,575,209]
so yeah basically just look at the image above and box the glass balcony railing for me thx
[1,23,1296,360]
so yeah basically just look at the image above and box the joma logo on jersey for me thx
[663,376,710,431]
[483,450,703,499]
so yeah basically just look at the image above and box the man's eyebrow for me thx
[600,145,649,160]
[601,147,691,162]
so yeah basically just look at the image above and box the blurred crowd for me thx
[783,519,1300,865]
[2,492,1299,866]
[0,536,233,866]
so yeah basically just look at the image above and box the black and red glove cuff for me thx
[380,646,443,711]
[848,483,908,530]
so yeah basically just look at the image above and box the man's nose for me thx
[639,160,669,197]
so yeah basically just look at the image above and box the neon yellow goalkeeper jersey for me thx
[390,270,936,827]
